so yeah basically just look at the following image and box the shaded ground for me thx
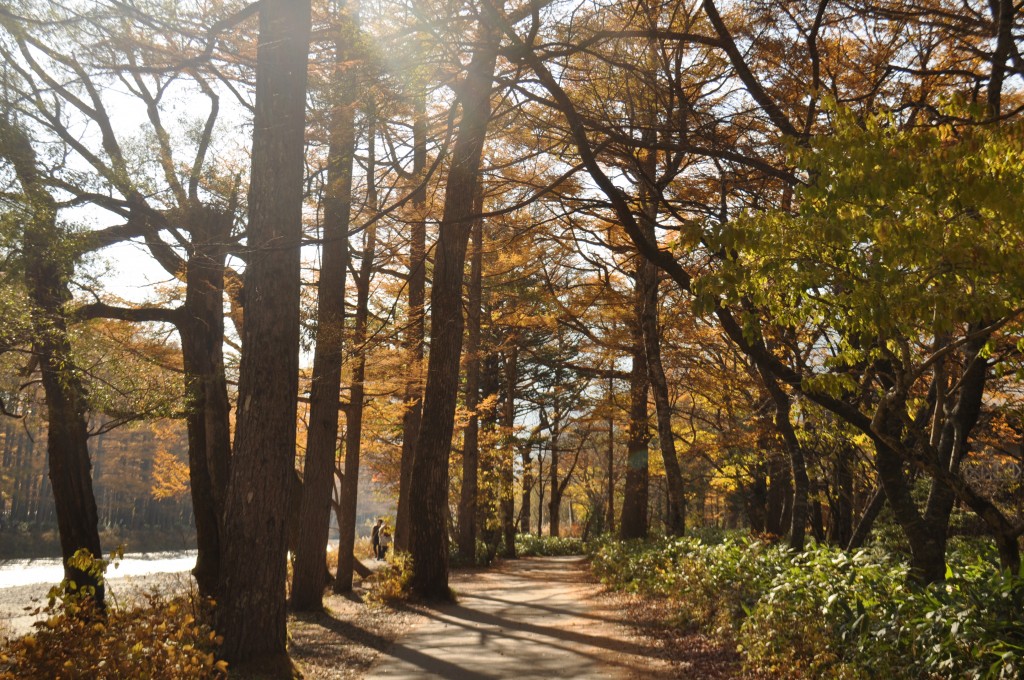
[361,556,676,680]
[3,555,757,678]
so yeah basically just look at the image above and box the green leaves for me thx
[593,535,1024,679]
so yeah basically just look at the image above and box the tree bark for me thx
[335,103,378,593]
[291,6,356,609]
[500,345,518,557]
[457,210,484,562]
[408,8,500,599]
[215,0,310,672]
[1,119,105,607]
[619,311,650,540]
[395,86,428,554]
[640,253,686,537]
[547,405,562,538]
[180,209,233,598]
[605,377,616,534]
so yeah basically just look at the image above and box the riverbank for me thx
[0,569,196,638]
[0,528,196,560]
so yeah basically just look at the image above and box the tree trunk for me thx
[335,104,378,593]
[519,444,533,534]
[605,378,616,534]
[457,212,484,562]
[548,413,562,538]
[408,11,500,599]
[291,7,356,609]
[500,346,518,557]
[847,486,885,550]
[1,119,105,607]
[619,312,650,540]
[395,79,428,554]
[215,0,310,672]
[180,207,233,598]
[640,259,686,537]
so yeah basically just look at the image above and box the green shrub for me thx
[514,534,585,557]
[591,535,1024,679]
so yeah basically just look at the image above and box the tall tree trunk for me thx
[1,120,105,606]
[764,380,808,551]
[548,411,562,538]
[216,0,310,672]
[457,211,484,562]
[291,8,356,609]
[520,444,533,534]
[181,207,233,598]
[830,443,854,547]
[605,377,616,534]
[500,345,518,557]
[408,10,500,599]
[640,257,686,537]
[395,87,428,554]
[619,312,650,540]
[335,105,378,593]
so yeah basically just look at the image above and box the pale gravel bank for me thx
[0,570,195,639]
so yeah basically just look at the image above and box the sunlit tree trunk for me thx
[395,87,428,554]
[408,8,500,599]
[619,280,650,539]
[335,104,379,593]
[216,0,310,672]
[291,5,356,610]
[500,345,518,557]
[458,211,484,562]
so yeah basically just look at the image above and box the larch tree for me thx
[407,1,503,599]
[215,0,311,672]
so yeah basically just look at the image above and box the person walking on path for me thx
[379,530,392,560]
[371,518,383,560]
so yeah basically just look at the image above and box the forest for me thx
[1,0,1023,677]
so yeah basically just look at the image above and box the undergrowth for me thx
[591,534,1024,679]
[515,534,585,557]
[0,549,225,679]
[366,552,414,604]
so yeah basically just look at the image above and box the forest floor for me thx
[2,555,758,678]
[311,555,757,680]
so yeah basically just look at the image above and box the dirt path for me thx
[361,556,672,680]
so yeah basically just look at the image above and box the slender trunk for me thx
[764,380,808,551]
[830,444,854,547]
[640,262,685,537]
[500,346,517,557]
[767,456,790,535]
[605,378,616,534]
[395,85,428,554]
[847,486,885,550]
[548,416,561,538]
[619,312,650,540]
[747,463,768,533]
[291,9,356,609]
[336,105,378,593]
[1,119,104,607]
[457,212,484,562]
[520,444,532,533]
[536,453,545,536]
[874,402,947,583]
[408,11,500,599]
[179,207,233,598]
[216,0,310,671]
